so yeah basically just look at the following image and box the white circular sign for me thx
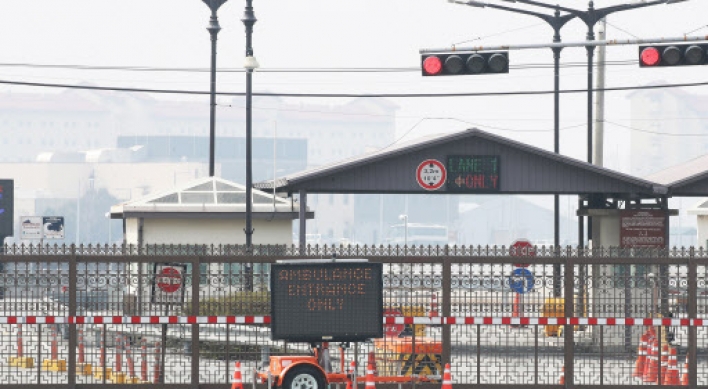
[416,159,446,191]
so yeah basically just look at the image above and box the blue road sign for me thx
[509,268,534,294]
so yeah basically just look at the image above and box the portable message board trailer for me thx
[258,259,437,389]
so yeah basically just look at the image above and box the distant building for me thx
[629,87,708,177]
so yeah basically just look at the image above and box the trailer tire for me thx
[282,366,325,389]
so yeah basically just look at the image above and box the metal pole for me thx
[242,0,257,291]
[206,3,223,177]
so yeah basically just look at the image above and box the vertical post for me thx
[564,256,574,389]
[442,257,451,368]
[687,249,697,388]
[206,2,223,177]
[192,256,200,387]
[242,0,258,292]
[68,252,77,385]
[298,190,307,250]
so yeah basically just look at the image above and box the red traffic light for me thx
[421,51,509,76]
[422,56,443,76]
[639,44,708,67]
[640,47,661,66]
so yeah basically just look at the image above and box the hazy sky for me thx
[1,0,706,172]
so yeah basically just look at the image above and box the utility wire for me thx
[604,120,708,137]
[0,78,705,98]
[0,59,642,73]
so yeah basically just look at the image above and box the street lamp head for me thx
[244,55,260,70]
[666,0,688,3]
[399,214,407,221]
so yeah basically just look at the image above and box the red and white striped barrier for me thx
[0,315,702,326]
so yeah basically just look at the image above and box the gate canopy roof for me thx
[646,154,708,196]
[256,128,666,198]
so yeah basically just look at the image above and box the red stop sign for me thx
[511,239,535,267]
[156,267,182,293]
[383,308,404,337]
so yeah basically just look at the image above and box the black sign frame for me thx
[270,261,383,342]
[446,155,500,192]
[0,180,14,238]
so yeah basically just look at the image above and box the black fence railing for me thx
[0,244,706,388]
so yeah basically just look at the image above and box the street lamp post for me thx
[202,0,228,177]
[451,0,686,296]
[452,0,575,298]
[242,0,259,291]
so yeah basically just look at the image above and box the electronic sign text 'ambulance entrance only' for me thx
[270,261,383,342]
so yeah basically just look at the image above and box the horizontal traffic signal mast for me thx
[421,51,509,76]
[639,43,708,67]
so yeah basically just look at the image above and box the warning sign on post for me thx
[270,261,383,342]
[151,263,187,305]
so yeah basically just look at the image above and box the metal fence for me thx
[1,243,708,388]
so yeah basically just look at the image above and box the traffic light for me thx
[421,51,509,76]
[639,44,708,67]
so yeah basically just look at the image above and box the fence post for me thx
[442,256,451,372]
[192,255,200,387]
[68,251,77,386]
[687,248,697,389]
[564,255,575,389]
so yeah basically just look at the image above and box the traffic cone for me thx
[141,339,149,383]
[367,351,377,376]
[365,363,376,389]
[442,363,453,389]
[231,361,244,389]
[643,339,659,383]
[559,365,565,385]
[153,341,161,384]
[429,292,439,318]
[681,352,689,386]
[632,332,648,378]
[663,347,680,385]
[659,343,669,384]
[345,360,356,389]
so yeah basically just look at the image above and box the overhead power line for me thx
[0,59,641,73]
[0,78,706,98]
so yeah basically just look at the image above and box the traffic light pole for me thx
[445,0,689,299]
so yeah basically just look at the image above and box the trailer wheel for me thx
[282,366,325,389]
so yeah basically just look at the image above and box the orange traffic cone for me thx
[643,339,659,383]
[659,344,669,384]
[681,352,689,386]
[367,352,377,376]
[442,363,453,389]
[365,363,376,389]
[429,293,439,318]
[559,365,565,385]
[633,332,648,378]
[663,347,680,385]
[231,361,244,389]
[345,361,356,389]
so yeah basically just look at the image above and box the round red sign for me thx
[416,159,446,191]
[156,267,182,293]
[511,239,535,268]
